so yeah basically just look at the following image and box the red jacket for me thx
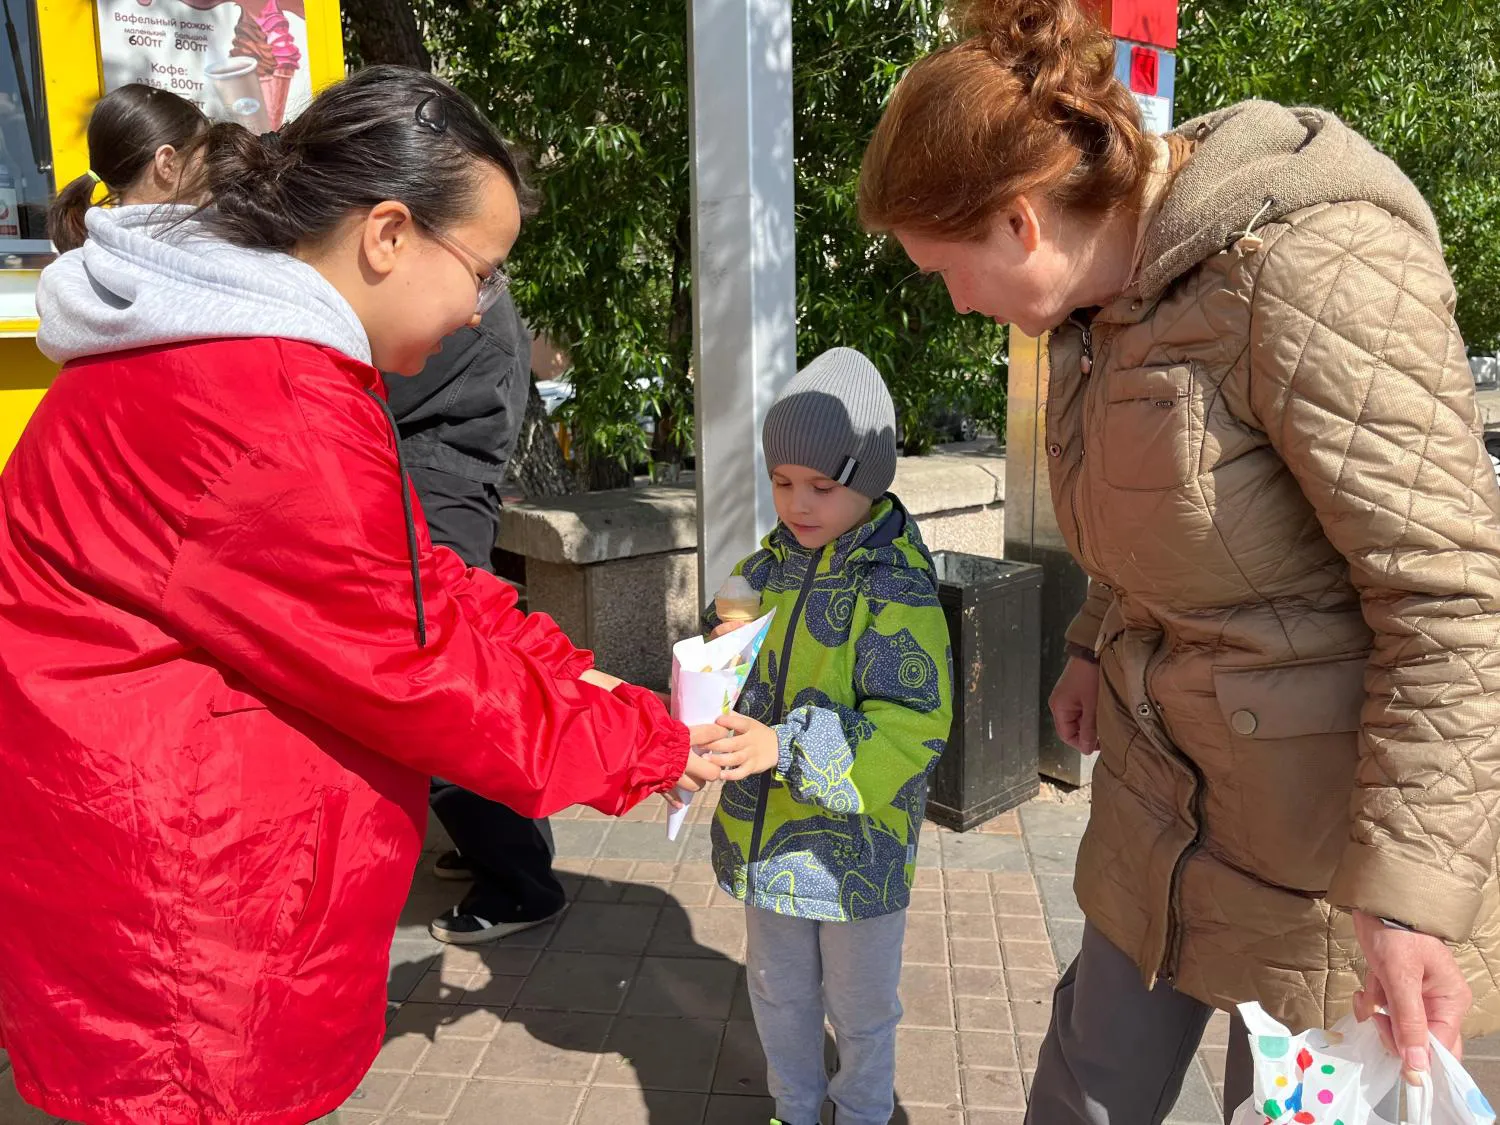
[0,337,688,1124]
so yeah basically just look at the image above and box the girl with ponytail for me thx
[863,1,1500,1121]
[46,83,206,252]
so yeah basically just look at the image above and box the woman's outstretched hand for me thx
[671,724,727,800]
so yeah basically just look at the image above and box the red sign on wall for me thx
[1081,0,1178,50]
[1129,46,1160,96]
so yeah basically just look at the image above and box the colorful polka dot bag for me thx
[1230,1002,1495,1125]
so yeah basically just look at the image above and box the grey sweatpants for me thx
[1026,923,1254,1124]
[744,904,908,1125]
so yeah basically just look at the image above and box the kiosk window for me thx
[0,0,53,268]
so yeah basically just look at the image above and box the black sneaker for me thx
[428,905,564,946]
[431,850,473,881]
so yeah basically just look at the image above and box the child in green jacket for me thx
[700,347,954,1125]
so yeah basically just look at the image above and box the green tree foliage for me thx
[1175,0,1500,351]
[423,0,1006,476]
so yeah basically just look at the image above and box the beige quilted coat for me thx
[1051,100,1500,1033]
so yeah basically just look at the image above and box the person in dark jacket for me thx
[384,292,569,944]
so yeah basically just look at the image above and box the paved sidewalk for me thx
[4,787,1498,1124]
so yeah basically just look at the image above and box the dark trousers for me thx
[409,466,566,922]
[1026,923,1254,1125]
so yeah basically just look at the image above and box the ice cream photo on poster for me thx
[117,0,311,128]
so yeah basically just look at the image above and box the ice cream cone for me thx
[714,597,758,624]
[714,575,760,624]
[261,69,293,130]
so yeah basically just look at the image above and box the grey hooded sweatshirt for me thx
[36,205,369,363]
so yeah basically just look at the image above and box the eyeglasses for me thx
[420,222,511,316]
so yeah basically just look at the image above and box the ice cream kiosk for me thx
[0,0,344,464]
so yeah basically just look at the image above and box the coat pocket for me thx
[268,787,350,975]
[1212,655,1366,891]
[1102,365,1196,491]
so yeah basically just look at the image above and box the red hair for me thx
[859,0,1155,240]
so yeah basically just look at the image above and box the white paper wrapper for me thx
[665,610,776,840]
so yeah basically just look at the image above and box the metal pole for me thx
[686,0,797,602]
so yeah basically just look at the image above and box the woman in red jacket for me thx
[0,66,719,1125]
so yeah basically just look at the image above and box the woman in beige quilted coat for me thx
[860,0,1500,1121]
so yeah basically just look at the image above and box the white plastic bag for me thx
[1229,1001,1495,1125]
[663,610,776,841]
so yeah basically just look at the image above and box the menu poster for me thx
[95,0,312,134]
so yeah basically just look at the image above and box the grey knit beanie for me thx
[762,347,897,499]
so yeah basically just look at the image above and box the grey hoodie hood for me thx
[36,205,370,365]
[1138,101,1441,304]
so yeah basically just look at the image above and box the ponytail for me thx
[45,84,206,252]
[47,173,106,254]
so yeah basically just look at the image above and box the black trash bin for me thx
[925,552,1043,831]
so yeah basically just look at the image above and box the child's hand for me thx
[709,621,740,640]
[702,712,780,781]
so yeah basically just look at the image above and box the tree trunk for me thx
[652,204,694,470]
[342,0,430,70]
[507,381,580,499]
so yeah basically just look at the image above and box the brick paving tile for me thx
[1001,941,1057,973]
[974,809,1024,836]
[673,862,718,885]
[1201,1009,1231,1049]
[962,1066,1028,1110]
[969,1112,1027,1125]
[951,938,1003,968]
[577,1085,708,1125]
[946,890,995,915]
[904,912,950,964]
[908,888,945,913]
[704,1093,777,1125]
[514,952,637,1013]
[409,966,476,1006]
[996,915,1050,944]
[1009,1000,1053,1035]
[712,1019,769,1097]
[413,1037,486,1079]
[447,1079,584,1125]
[894,1029,962,1106]
[1003,970,1059,1002]
[434,1004,507,1043]
[956,996,1014,1034]
[339,1071,405,1116]
[944,870,991,893]
[900,1107,966,1124]
[473,1011,608,1083]
[551,903,660,957]
[948,913,999,942]
[992,892,1044,918]
[595,1016,726,1093]
[388,1072,464,1117]
[959,1031,1020,1070]
[648,905,747,960]
[458,971,524,1009]
[953,966,1008,1000]
[900,964,957,1030]
[475,943,542,978]
[913,867,944,891]
[624,956,739,1020]
[989,873,1037,894]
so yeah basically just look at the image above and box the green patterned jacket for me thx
[707,496,954,921]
